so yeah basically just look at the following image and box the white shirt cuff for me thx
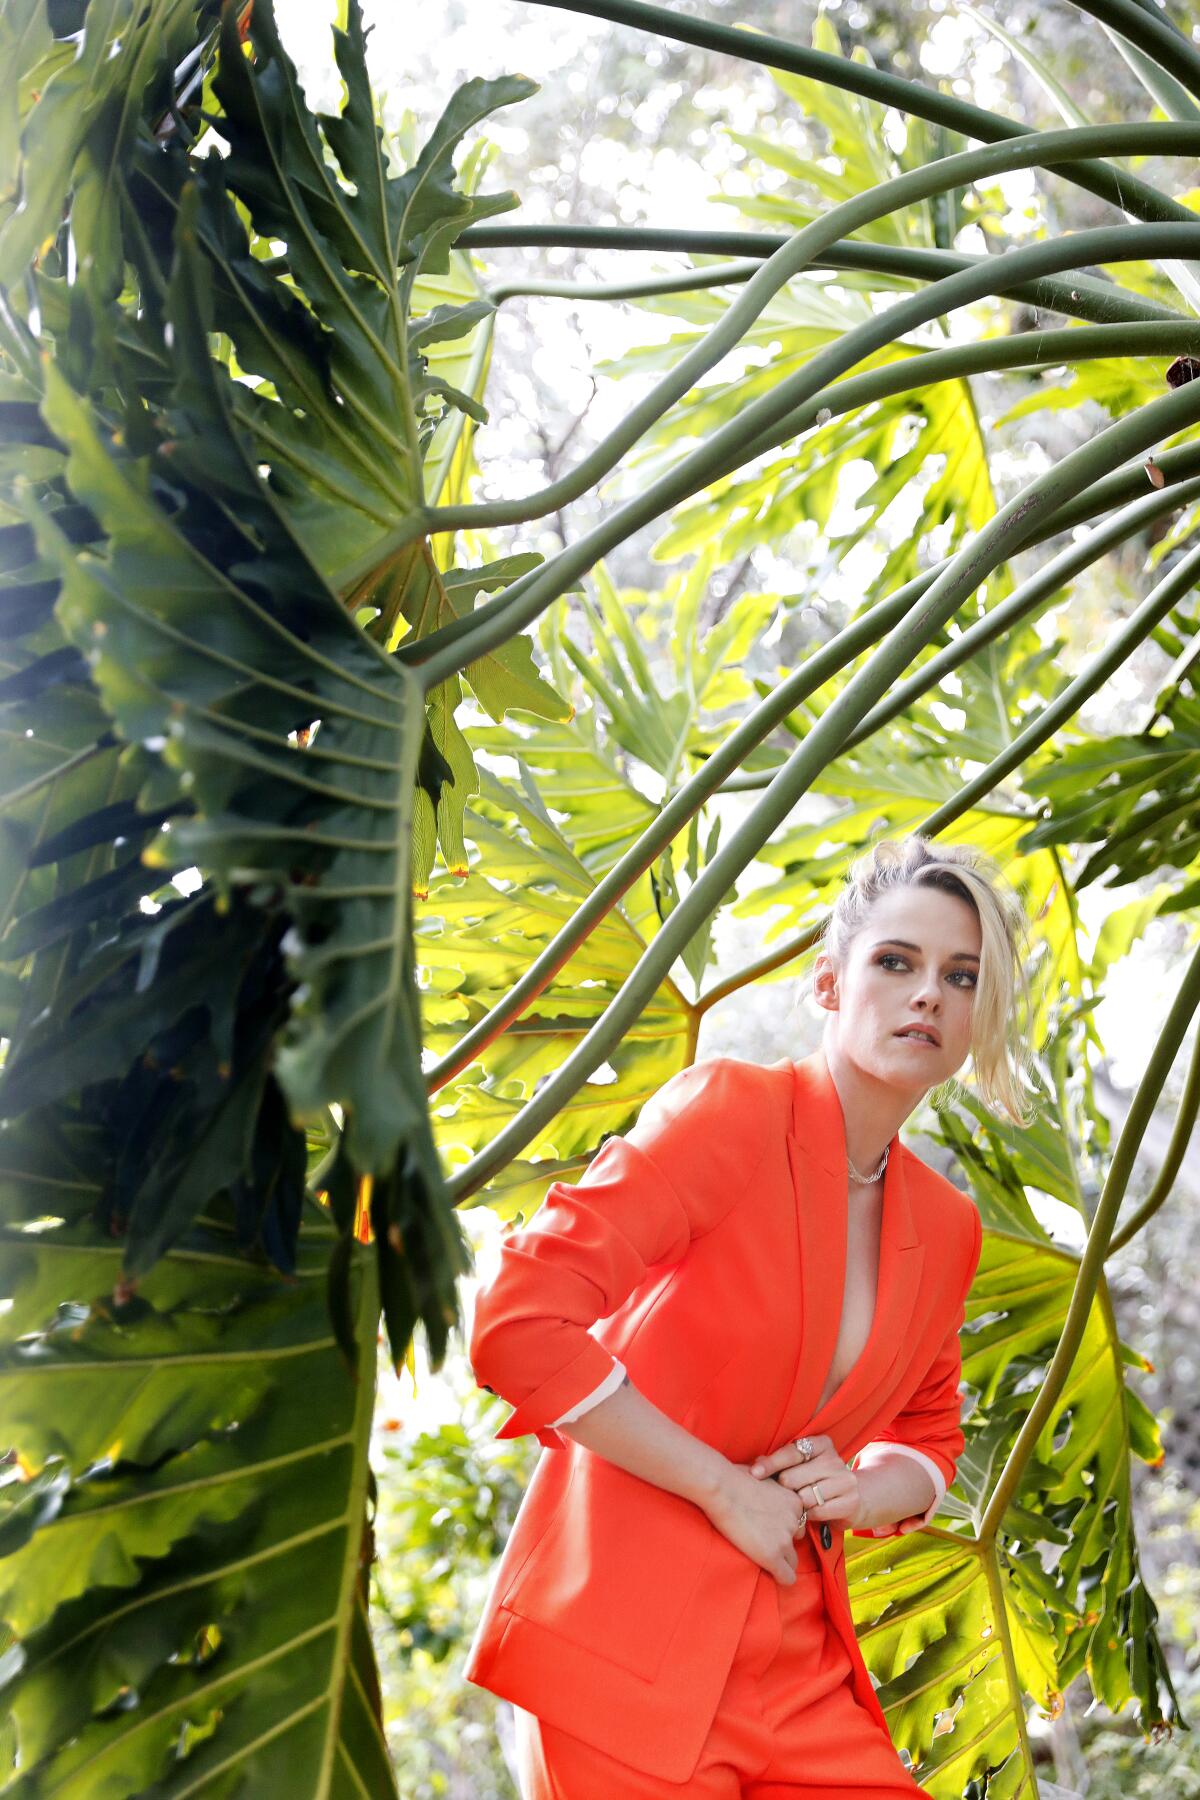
[548,1358,628,1426]
[853,1442,947,1533]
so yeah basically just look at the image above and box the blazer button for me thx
[819,1523,833,1550]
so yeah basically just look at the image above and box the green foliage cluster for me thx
[3,0,1200,1793]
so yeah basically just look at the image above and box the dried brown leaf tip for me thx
[1145,456,1166,489]
[1166,356,1200,389]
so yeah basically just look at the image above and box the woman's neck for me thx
[820,1040,913,1183]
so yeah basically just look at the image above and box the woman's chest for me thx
[816,1187,884,1413]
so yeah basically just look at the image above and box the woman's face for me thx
[814,884,982,1099]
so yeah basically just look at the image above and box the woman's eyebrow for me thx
[871,938,980,962]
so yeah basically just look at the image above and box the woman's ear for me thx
[811,950,839,1014]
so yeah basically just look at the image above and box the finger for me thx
[751,1434,840,1478]
[789,1465,832,1495]
[802,1450,846,1480]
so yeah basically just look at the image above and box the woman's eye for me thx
[879,953,976,987]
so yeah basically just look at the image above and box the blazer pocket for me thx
[501,1453,719,1684]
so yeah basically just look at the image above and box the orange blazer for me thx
[464,1047,983,1784]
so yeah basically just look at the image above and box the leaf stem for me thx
[522,0,1200,222]
[417,216,1200,682]
[443,379,1200,1196]
[979,937,1200,1541]
[1108,1015,1200,1254]
[472,227,1182,326]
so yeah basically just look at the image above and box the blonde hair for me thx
[814,835,1037,1127]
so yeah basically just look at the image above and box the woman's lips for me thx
[894,1030,940,1048]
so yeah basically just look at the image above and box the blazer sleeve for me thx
[469,1058,758,1450]
[851,1199,983,1538]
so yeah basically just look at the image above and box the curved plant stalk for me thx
[416,217,1200,686]
[981,937,1200,1539]
[1103,13,1200,125]
[1050,433,1200,532]
[1108,1016,1200,1254]
[723,475,1200,790]
[912,536,1200,841]
[1065,0,1200,101]
[523,0,1200,225]
[445,377,1200,1199]
[426,474,1198,1090]
[847,505,1200,752]
[964,0,1200,326]
[414,126,1200,553]
[473,226,1180,326]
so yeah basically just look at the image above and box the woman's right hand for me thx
[702,1460,808,1584]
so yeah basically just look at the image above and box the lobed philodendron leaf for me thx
[116,0,545,887]
[201,0,534,585]
[0,1197,395,1797]
[847,1230,1171,1796]
[417,765,695,1220]
[0,0,206,300]
[355,540,572,893]
[1021,696,1200,894]
[852,1069,1177,1796]
[11,188,470,1361]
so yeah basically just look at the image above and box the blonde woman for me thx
[466,836,1033,1798]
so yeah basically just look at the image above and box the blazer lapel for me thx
[777,1050,926,1443]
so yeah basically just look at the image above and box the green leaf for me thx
[0,1207,396,1796]
[0,0,201,300]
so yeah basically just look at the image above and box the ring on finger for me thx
[808,1480,824,1508]
[794,1436,816,1461]
[793,1507,808,1536]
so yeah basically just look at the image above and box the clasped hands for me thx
[748,1432,864,1528]
[703,1433,863,1586]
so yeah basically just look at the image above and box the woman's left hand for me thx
[748,1434,864,1527]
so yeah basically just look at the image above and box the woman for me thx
[465,836,1033,1797]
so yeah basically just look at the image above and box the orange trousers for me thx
[512,1531,924,1797]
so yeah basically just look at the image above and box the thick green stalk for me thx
[333,125,1200,599]
[1109,1018,1200,1255]
[488,256,766,304]
[471,226,1183,326]
[1050,438,1200,534]
[718,475,1200,793]
[418,129,1200,550]
[523,0,1199,226]
[980,938,1200,1541]
[427,466,1196,1085]
[719,324,1200,483]
[914,535,1200,839]
[1103,18,1200,124]
[443,378,1200,1197]
[427,466,1197,1087]
[1066,0,1200,101]
[846,486,1200,751]
[415,218,1200,684]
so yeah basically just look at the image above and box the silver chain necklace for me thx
[847,1144,890,1185]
